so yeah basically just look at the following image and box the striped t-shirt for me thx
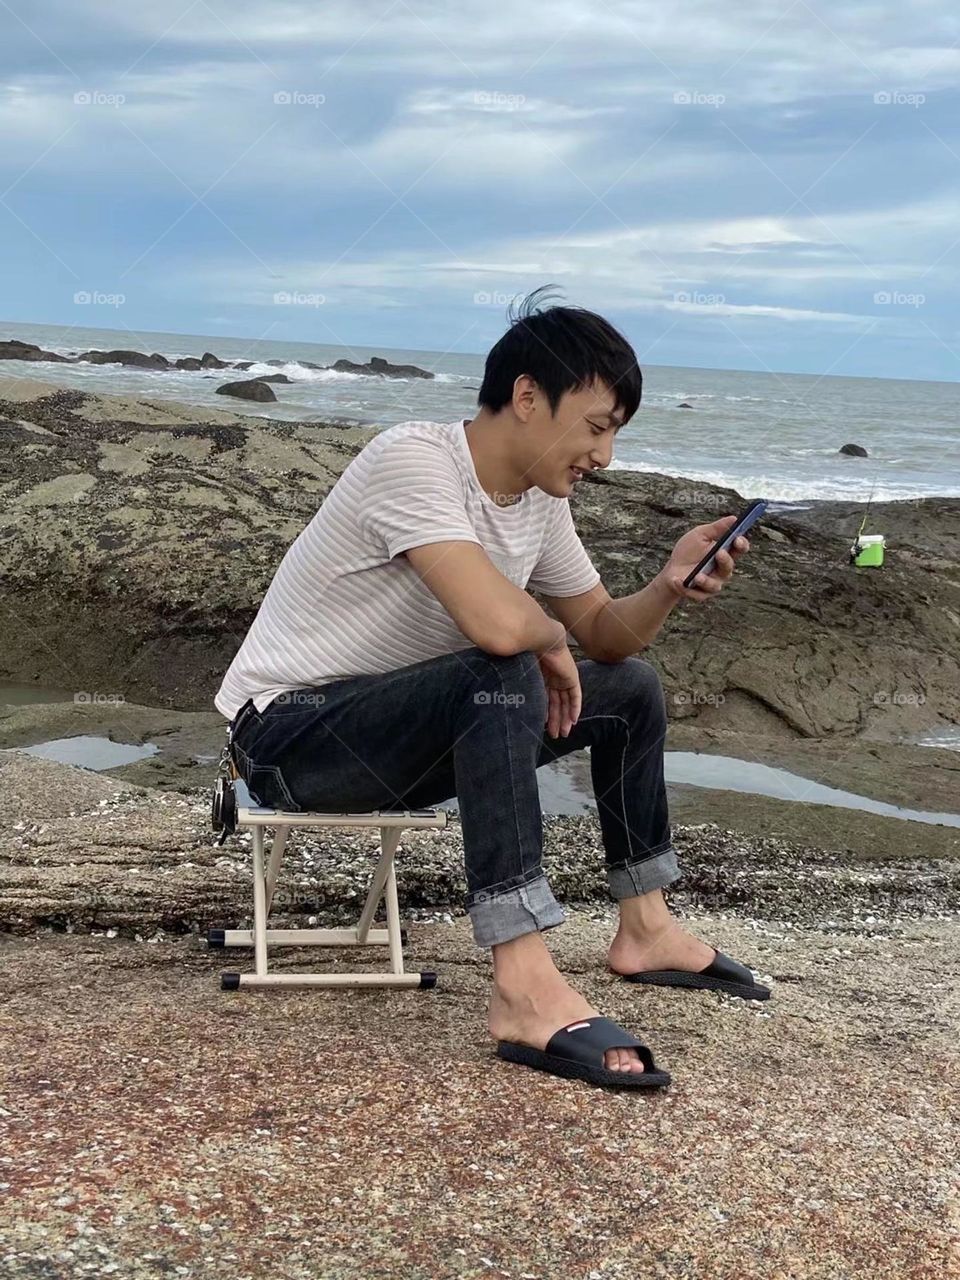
[214,417,602,720]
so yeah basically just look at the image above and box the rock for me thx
[840,442,868,457]
[0,378,958,745]
[677,401,694,409]
[233,361,255,371]
[760,526,790,543]
[330,356,433,380]
[0,340,70,363]
[200,352,228,369]
[254,374,292,384]
[174,357,203,371]
[214,378,277,402]
[77,349,169,370]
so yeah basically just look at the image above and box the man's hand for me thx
[657,514,751,603]
[538,641,581,738]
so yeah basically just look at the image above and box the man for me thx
[215,288,760,1091]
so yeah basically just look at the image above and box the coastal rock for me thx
[677,401,694,408]
[331,356,433,379]
[0,377,957,745]
[255,373,292,383]
[200,352,228,369]
[214,377,277,402]
[0,340,70,363]
[174,357,203,371]
[77,349,169,370]
[840,442,868,457]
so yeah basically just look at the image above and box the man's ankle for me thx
[616,888,675,938]
[491,930,561,993]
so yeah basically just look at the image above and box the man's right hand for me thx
[537,639,582,739]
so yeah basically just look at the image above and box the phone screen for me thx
[682,499,768,589]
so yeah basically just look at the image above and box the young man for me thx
[215,290,762,1091]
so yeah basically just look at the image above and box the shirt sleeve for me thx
[359,430,483,561]
[526,500,602,597]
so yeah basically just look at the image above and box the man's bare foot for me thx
[489,932,646,1074]
[607,890,716,978]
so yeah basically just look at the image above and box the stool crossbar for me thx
[209,774,447,992]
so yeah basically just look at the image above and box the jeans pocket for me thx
[248,762,302,811]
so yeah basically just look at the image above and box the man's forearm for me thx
[590,572,679,661]
[510,593,569,656]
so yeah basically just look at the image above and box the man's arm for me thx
[539,577,679,663]
[541,515,753,663]
[404,541,567,656]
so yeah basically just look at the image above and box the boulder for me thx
[174,357,203,371]
[200,352,228,370]
[255,374,292,384]
[330,356,433,380]
[840,443,868,457]
[677,402,694,409]
[214,378,277,402]
[78,349,168,370]
[0,340,71,363]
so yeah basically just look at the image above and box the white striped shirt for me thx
[214,417,601,719]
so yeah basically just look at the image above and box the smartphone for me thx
[682,499,768,589]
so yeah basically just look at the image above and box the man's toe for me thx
[606,1048,644,1073]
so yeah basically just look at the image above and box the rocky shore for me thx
[1,376,957,1277]
[2,745,958,1278]
[1,374,958,852]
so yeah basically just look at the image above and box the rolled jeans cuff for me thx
[607,846,681,900]
[466,874,567,948]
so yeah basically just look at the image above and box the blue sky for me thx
[1,0,959,380]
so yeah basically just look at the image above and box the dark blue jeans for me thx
[229,646,681,947]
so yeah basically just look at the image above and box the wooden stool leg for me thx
[265,825,289,915]
[251,825,269,977]
[356,827,402,944]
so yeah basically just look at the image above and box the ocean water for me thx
[3,320,958,501]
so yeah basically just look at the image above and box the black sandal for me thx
[619,949,771,1001]
[496,1015,671,1090]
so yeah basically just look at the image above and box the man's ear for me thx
[512,373,539,423]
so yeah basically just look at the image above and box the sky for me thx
[1,1,959,380]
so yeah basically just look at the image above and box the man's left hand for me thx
[658,514,751,603]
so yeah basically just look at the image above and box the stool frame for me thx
[209,774,446,992]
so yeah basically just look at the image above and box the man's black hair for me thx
[477,284,642,424]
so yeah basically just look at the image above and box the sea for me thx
[3,320,958,502]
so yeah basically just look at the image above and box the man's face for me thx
[517,376,626,498]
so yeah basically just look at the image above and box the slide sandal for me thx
[496,1015,671,1090]
[619,949,771,1001]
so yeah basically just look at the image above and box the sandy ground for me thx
[1,906,958,1279]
